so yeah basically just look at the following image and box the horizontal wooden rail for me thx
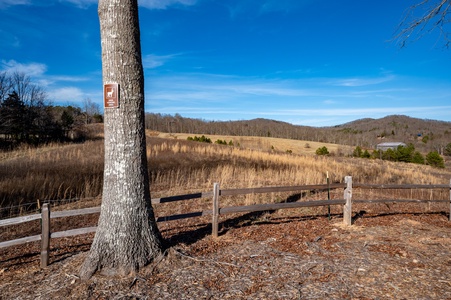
[220,199,346,214]
[151,192,213,204]
[0,213,40,227]
[51,207,101,218]
[354,183,449,189]
[0,234,41,248]
[220,183,345,196]
[353,199,450,204]
[156,210,211,222]
[51,227,97,239]
[0,207,102,228]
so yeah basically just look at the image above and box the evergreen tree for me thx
[353,146,363,158]
[383,148,396,161]
[411,151,425,164]
[396,144,415,163]
[362,149,371,158]
[316,146,329,156]
[425,151,445,168]
[0,91,25,141]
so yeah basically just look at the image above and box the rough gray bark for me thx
[80,0,163,279]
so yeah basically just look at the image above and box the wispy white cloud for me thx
[143,53,180,69]
[332,74,395,87]
[139,0,197,10]
[1,59,47,76]
[50,75,90,82]
[0,0,30,9]
[223,83,307,97]
[147,73,315,101]
[274,106,451,117]
[0,60,90,84]
[225,0,309,19]
[59,0,96,9]
[289,117,338,127]
[323,99,337,104]
[48,86,85,103]
[36,75,90,89]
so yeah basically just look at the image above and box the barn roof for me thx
[377,142,406,147]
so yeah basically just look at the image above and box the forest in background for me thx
[145,113,451,155]
[0,72,102,149]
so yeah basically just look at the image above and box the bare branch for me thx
[394,0,451,48]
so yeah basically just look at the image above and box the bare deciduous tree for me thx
[395,0,451,47]
[82,97,100,124]
[0,71,12,104]
[80,0,163,279]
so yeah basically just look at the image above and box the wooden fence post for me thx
[212,183,220,238]
[343,176,352,226]
[41,203,50,268]
[449,179,451,221]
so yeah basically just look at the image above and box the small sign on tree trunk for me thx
[104,83,119,108]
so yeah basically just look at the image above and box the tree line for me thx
[145,113,451,155]
[0,71,102,149]
[352,144,446,168]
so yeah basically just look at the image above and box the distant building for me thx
[376,142,406,151]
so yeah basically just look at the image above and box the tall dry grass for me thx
[1,134,450,216]
[0,141,104,212]
[148,138,451,209]
[148,138,450,189]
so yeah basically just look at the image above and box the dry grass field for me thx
[157,132,353,156]
[1,129,450,215]
[1,131,451,299]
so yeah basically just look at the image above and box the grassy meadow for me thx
[157,132,353,156]
[1,130,450,218]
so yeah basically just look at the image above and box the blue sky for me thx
[1,0,450,127]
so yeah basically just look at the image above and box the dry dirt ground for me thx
[2,204,451,299]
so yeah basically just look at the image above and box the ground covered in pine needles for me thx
[2,205,451,299]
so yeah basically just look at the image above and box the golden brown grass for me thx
[1,131,450,217]
[157,132,353,156]
[0,141,104,215]
[148,134,451,215]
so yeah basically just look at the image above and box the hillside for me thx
[157,132,354,157]
[146,114,451,153]
[332,115,451,152]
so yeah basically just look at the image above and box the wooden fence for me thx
[0,177,450,268]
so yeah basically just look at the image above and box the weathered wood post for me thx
[343,176,352,226]
[41,203,50,268]
[212,183,220,238]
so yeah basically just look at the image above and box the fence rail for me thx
[219,199,346,214]
[1,177,450,268]
[355,183,449,189]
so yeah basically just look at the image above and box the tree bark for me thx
[80,0,163,279]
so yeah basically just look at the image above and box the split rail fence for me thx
[0,176,450,268]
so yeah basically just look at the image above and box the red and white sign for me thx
[104,83,119,108]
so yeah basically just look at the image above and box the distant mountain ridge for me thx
[145,113,451,153]
[335,115,451,131]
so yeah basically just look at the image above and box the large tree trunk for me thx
[80,0,163,279]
